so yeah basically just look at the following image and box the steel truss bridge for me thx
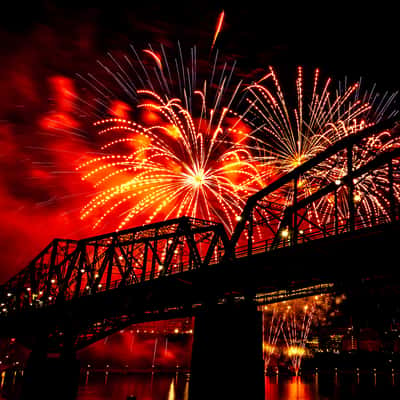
[1,118,400,354]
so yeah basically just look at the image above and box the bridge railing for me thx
[233,210,399,258]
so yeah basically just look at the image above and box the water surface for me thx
[76,372,400,400]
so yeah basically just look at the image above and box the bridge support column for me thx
[21,341,80,400]
[190,302,264,400]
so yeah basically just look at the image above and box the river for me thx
[76,371,400,400]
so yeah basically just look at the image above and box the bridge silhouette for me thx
[1,118,400,399]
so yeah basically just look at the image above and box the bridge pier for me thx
[190,302,264,400]
[21,350,80,400]
[20,330,80,400]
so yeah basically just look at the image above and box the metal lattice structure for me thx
[1,119,400,351]
[0,217,228,314]
[0,239,79,312]
[229,118,400,257]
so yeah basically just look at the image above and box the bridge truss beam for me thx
[0,217,228,317]
[229,117,400,258]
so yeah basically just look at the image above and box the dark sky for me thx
[2,1,399,86]
[0,0,399,282]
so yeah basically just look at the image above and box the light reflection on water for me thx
[266,376,316,400]
[77,373,190,400]
[76,372,400,400]
[167,379,175,400]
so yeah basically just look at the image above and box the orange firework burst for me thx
[76,46,398,235]
[77,47,267,233]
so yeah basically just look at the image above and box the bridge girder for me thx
[1,119,400,350]
[0,217,228,345]
[228,117,400,258]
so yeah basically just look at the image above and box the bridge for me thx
[1,118,400,399]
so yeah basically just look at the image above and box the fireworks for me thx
[280,301,316,375]
[240,67,399,229]
[262,295,332,374]
[78,46,268,233]
[262,305,282,370]
[211,11,225,51]
[77,43,398,236]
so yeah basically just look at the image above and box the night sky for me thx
[0,0,399,282]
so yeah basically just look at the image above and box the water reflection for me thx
[1,370,398,400]
[0,371,5,390]
[74,372,400,400]
[77,373,189,400]
[183,378,189,400]
[167,378,175,400]
[266,376,315,400]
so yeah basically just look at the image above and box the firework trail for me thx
[280,302,315,375]
[239,66,399,229]
[263,295,331,375]
[77,46,268,233]
[262,305,283,371]
[211,11,225,52]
